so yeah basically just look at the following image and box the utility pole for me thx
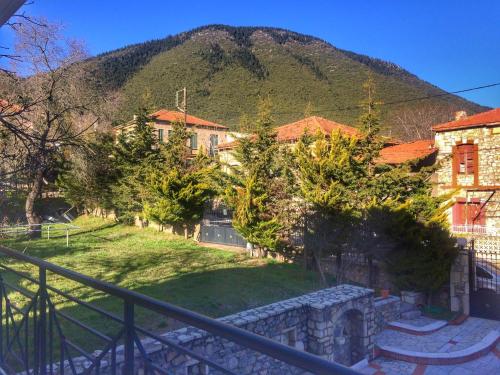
[176,87,187,124]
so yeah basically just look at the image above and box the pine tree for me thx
[225,97,287,252]
[111,109,160,223]
[293,77,457,293]
[143,119,218,238]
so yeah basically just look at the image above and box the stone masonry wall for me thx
[60,285,375,374]
[450,250,470,315]
[373,296,401,334]
[434,126,500,232]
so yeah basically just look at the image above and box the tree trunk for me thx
[312,249,328,286]
[25,168,44,238]
[183,225,188,239]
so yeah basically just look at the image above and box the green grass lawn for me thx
[0,216,326,350]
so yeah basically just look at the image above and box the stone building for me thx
[432,108,500,236]
[114,109,231,157]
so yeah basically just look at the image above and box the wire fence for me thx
[0,223,80,247]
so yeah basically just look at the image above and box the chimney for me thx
[454,111,467,121]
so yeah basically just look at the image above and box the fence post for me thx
[47,225,50,240]
[39,267,47,375]
[66,229,69,248]
[0,274,3,365]
[123,301,135,375]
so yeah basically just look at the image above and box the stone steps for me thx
[387,319,448,335]
[376,330,500,365]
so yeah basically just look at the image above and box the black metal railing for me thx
[0,245,359,375]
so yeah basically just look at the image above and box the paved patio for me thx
[358,316,500,375]
[376,317,500,353]
[360,344,500,375]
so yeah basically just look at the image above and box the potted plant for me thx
[381,283,390,299]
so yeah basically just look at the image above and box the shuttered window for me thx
[452,200,485,226]
[455,144,475,175]
[190,133,198,149]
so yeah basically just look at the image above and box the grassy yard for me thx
[0,216,326,348]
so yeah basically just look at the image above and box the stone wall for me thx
[322,257,395,292]
[373,296,401,334]
[434,125,500,232]
[450,250,470,315]
[63,285,375,374]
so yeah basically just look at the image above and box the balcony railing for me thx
[452,224,498,237]
[0,244,359,375]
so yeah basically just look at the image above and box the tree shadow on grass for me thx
[2,263,329,355]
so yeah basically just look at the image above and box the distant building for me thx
[114,110,230,157]
[217,115,433,169]
[218,116,363,171]
[432,108,500,236]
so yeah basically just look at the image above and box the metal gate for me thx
[199,200,247,248]
[200,225,247,247]
[469,238,500,320]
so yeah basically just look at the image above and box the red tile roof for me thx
[150,109,228,129]
[377,139,437,164]
[432,108,500,132]
[217,116,359,149]
[275,116,360,141]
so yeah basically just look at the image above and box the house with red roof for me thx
[114,109,230,157]
[432,108,500,236]
[218,115,435,169]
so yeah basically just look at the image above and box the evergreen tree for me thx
[143,120,218,238]
[225,97,287,252]
[293,77,457,294]
[57,133,117,213]
[111,109,160,223]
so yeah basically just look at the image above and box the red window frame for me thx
[452,142,478,186]
[452,199,486,226]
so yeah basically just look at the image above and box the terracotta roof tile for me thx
[150,109,228,129]
[276,116,360,141]
[377,139,437,164]
[217,116,359,149]
[432,108,500,132]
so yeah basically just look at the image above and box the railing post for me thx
[47,225,50,240]
[0,274,3,366]
[39,267,47,375]
[123,301,135,375]
[66,229,69,248]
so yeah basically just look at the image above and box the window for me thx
[158,129,164,143]
[209,134,219,156]
[190,133,198,149]
[452,199,485,226]
[454,144,475,175]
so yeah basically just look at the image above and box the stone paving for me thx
[376,317,500,353]
[359,342,500,374]
[358,317,500,374]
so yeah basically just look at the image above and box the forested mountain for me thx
[85,25,487,136]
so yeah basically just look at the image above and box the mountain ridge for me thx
[85,25,488,136]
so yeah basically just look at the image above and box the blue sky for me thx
[2,0,499,107]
